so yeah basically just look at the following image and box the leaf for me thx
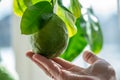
[31,0,51,5]
[23,0,32,7]
[51,0,56,6]
[13,0,27,16]
[69,0,81,18]
[54,0,77,37]
[20,1,53,35]
[60,17,87,61]
[81,8,103,53]
[13,0,52,16]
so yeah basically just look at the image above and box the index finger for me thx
[33,54,61,77]
[26,51,51,76]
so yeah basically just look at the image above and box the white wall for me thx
[11,15,51,80]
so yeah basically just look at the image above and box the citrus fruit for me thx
[31,14,69,58]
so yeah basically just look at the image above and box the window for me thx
[0,0,16,75]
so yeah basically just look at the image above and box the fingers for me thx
[26,51,60,78]
[26,51,34,59]
[61,70,98,80]
[83,51,102,64]
[52,57,85,70]
[26,51,51,76]
[32,54,60,76]
[52,57,74,69]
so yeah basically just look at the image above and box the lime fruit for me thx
[31,14,69,58]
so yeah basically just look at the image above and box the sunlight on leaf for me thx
[13,0,27,16]
[54,0,77,37]
[60,17,87,61]
[81,8,103,54]
[32,0,51,5]
[69,0,81,18]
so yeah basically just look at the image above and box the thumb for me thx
[83,51,101,64]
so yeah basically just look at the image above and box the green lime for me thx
[31,14,69,58]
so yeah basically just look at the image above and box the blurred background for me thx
[0,0,120,80]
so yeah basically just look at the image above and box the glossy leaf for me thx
[32,0,51,5]
[21,1,53,35]
[81,8,103,53]
[69,0,81,18]
[60,17,87,61]
[13,0,27,16]
[54,0,77,37]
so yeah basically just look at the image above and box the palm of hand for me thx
[26,51,116,80]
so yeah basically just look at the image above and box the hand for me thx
[26,51,116,80]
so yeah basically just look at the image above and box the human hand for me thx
[26,51,116,80]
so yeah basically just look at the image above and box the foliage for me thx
[13,0,103,61]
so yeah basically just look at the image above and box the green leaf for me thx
[23,0,32,7]
[51,0,56,6]
[54,0,77,37]
[31,0,51,5]
[69,0,81,18]
[13,0,27,16]
[60,17,87,61]
[21,1,53,35]
[81,8,103,53]
[13,0,52,16]
[57,0,71,12]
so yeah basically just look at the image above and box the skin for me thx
[26,51,116,80]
